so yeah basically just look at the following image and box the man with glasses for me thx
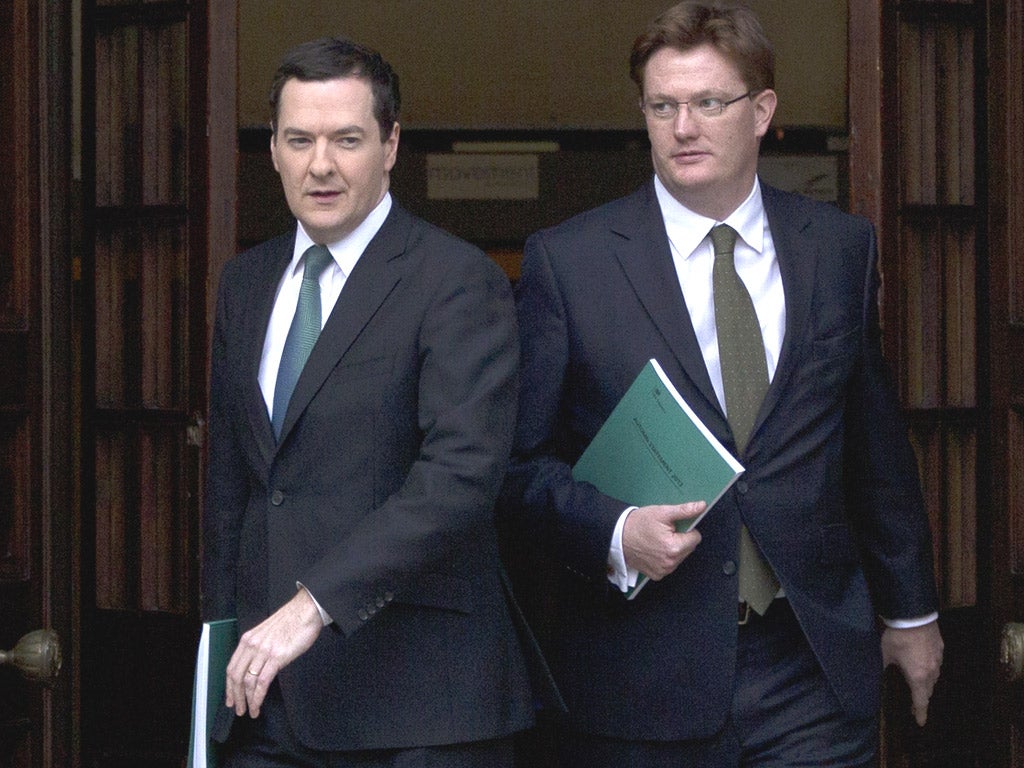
[502,2,943,765]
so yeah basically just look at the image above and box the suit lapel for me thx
[610,184,722,418]
[748,184,818,456]
[274,204,410,445]
[244,234,295,465]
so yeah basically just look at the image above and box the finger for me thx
[910,681,931,727]
[246,661,280,719]
[245,670,265,718]
[912,699,928,727]
[224,651,249,710]
[229,655,264,715]
[676,501,707,518]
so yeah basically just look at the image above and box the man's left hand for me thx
[881,621,944,726]
[224,588,324,718]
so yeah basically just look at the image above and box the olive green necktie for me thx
[272,244,334,440]
[711,224,780,615]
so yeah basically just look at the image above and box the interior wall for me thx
[238,0,847,130]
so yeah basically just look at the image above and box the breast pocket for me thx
[336,353,392,382]
[805,327,859,389]
[812,327,859,362]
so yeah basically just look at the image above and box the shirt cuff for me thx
[882,612,939,629]
[296,582,333,626]
[607,507,640,592]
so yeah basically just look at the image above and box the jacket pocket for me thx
[395,572,474,614]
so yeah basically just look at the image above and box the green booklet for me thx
[573,359,744,598]
[187,618,238,768]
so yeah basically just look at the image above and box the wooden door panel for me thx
[850,0,991,765]
[1,0,41,764]
[990,0,1024,762]
[83,3,200,763]
[853,0,1024,764]
[1,1,75,766]
[81,0,236,763]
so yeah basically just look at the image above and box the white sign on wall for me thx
[426,154,540,200]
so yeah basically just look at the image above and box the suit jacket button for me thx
[723,560,737,576]
[358,609,369,621]
[270,490,285,506]
[735,481,748,494]
[384,591,394,602]
[375,596,386,608]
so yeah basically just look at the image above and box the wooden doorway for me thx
[849,0,1024,764]
[77,0,236,765]
[1,1,236,763]
[0,1,75,767]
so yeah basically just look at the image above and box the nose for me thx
[309,138,334,178]
[672,107,701,139]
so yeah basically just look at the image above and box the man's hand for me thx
[225,588,324,718]
[881,621,944,726]
[622,502,705,580]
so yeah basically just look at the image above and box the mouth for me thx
[671,149,709,163]
[307,190,343,203]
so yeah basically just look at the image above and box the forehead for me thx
[276,76,375,126]
[643,44,745,95]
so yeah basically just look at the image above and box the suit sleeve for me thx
[201,261,248,622]
[843,227,939,619]
[500,232,632,583]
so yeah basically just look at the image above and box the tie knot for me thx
[302,244,333,282]
[710,224,738,258]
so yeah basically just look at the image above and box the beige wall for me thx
[238,1,846,130]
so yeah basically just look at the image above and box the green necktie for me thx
[711,224,780,615]
[272,244,334,439]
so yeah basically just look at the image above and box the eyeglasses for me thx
[640,90,759,120]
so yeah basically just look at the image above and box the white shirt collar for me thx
[290,192,393,277]
[653,175,765,258]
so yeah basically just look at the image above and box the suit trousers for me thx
[221,681,515,768]
[558,599,878,768]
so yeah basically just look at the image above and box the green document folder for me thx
[573,359,744,598]
[187,618,238,768]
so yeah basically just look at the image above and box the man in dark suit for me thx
[202,37,533,767]
[502,2,943,766]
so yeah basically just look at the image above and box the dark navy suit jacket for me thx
[203,202,533,750]
[503,180,938,740]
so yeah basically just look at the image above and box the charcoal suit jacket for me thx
[202,201,533,750]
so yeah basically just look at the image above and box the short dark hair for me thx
[269,37,400,142]
[629,1,774,94]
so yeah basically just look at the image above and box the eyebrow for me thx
[646,88,722,101]
[280,125,367,138]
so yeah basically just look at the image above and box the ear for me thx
[752,89,777,139]
[383,122,400,173]
[270,130,281,173]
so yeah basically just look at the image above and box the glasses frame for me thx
[640,89,762,121]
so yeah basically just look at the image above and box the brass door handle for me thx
[1001,623,1024,683]
[0,630,62,684]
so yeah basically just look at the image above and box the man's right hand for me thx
[622,502,705,580]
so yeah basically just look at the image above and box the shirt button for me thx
[723,560,737,576]
[270,490,285,506]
